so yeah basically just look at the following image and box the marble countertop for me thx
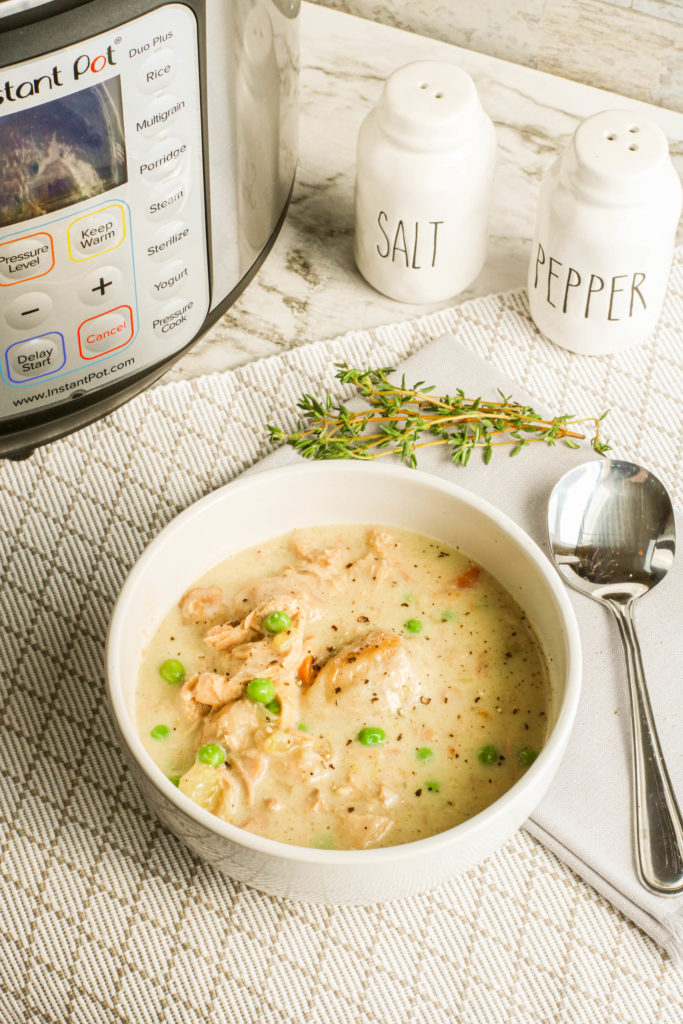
[165,1,683,384]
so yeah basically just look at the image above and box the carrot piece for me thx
[298,655,314,685]
[456,565,480,589]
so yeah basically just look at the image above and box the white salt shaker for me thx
[354,60,497,303]
[528,110,682,355]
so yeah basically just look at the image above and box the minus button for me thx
[5,291,53,331]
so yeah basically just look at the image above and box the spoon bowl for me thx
[548,459,683,896]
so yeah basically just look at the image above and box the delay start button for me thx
[5,331,66,384]
[153,297,194,338]
[78,305,134,359]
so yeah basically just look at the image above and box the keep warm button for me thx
[78,305,134,359]
[68,204,126,262]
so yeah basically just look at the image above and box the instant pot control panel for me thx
[0,3,209,421]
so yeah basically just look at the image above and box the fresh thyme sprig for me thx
[267,363,611,469]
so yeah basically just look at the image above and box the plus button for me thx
[92,276,113,296]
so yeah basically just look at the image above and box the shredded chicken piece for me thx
[377,784,399,809]
[340,812,394,849]
[179,585,226,625]
[192,672,243,707]
[203,699,260,751]
[232,751,268,805]
[179,674,211,721]
[308,788,329,813]
[306,630,422,717]
[204,620,258,651]
[213,768,242,821]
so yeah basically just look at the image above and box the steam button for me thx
[139,50,176,93]
[146,178,188,222]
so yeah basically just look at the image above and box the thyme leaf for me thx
[266,364,611,468]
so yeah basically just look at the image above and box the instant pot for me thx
[0,0,299,458]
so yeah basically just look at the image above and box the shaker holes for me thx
[629,145,639,151]
[420,82,429,89]
[629,126,640,133]
[435,92,444,99]
[606,134,617,141]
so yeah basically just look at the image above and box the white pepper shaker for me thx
[354,60,497,303]
[528,109,682,355]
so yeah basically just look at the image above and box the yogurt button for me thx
[151,260,189,300]
[5,290,53,330]
[152,297,195,339]
[139,49,176,93]
[135,94,186,138]
[138,137,187,181]
[146,178,188,222]
[146,220,190,262]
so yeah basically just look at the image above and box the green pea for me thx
[518,747,538,769]
[357,726,386,746]
[246,677,276,704]
[416,746,433,762]
[297,722,309,732]
[159,658,185,685]
[265,698,281,715]
[169,775,181,787]
[477,744,499,765]
[404,619,422,634]
[425,780,440,792]
[150,724,170,740]
[313,834,335,850]
[263,610,292,634]
[197,743,226,767]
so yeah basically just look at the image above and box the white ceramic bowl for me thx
[106,462,581,904]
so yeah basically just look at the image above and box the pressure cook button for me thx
[77,265,124,306]
[152,297,194,339]
[68,204,126,262]
[139,49,176,93]
[5,291,54,330]
[5,332,66,384]
[136,94,186,138]
[78,305,134,359]
[146,178,187,222]
[146,220,189,261]
[138,137,187,181]
[151,260,189,300]
[0,232,54,285]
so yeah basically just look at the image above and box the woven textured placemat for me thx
[1,253,683,1023]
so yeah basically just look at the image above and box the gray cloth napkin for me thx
[250,335,683,959]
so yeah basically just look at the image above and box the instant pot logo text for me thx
[0,46,117,105]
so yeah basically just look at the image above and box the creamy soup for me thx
[136,526,549,849]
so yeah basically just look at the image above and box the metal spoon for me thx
[547,458,683,896]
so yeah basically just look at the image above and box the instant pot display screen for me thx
[0,77,127,229]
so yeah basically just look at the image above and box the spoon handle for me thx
[608,598,683,895]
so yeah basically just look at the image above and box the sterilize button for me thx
[146,220,190,262]
[78,305,134,359]
[139,49,176,93]
[136,94,186,138]
[151,260,189,300]
[146,178,188,222]
[152,297,195,339]
[5,332,66,384]
[138,137,187,181]
[68,204,126,262]
[0,232,54,285]
[78,265,124,306]
[5,291,54,330]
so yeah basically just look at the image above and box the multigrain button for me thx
[5,291,54,330]
[0,232,54,285]
[135,94,186,138]
[77,265,124,306]
[5,332,65,384]
[152,297,194,338]
[151,260,189,300]
[139,49,176,93]
[68,204,126,262]
[138,137,187,181]
[146,178,188,222]
[78,305,134,359]
[146,220,190,261]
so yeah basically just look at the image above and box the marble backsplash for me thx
[312,0,682,113]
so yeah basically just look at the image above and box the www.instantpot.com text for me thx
[11,357,135,407]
